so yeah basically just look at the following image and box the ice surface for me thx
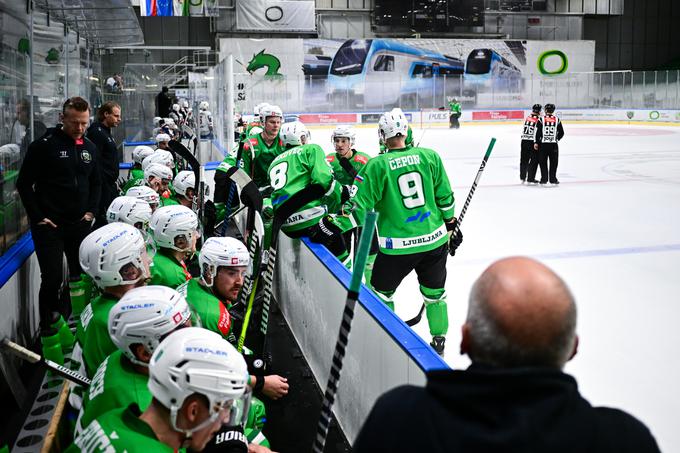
[311,122,680,452]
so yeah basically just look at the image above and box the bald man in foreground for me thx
[354,257,660,453]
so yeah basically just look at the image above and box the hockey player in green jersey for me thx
[269,121,349,264]
[326,125,371,186]
[77,285,192,431]
[69,327,253,453]
[126,145,154,188]
[448,97,462,129]
[177,236,287,447]
[241,104,285,189]
[171,170,196,208]
[326,125,378,281]
[314,109,463,355]
[379,112,414,154]
[76,223,151,377]
[149,205,198,288]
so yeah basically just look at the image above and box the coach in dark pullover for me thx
[17,97,101,338]
[354,257,660,453]
[87,101,121,228]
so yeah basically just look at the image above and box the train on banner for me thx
[219,37,596,113]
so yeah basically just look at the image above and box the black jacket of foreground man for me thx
[354,365,660,453]
[17,126,101,225]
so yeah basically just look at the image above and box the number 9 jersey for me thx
[334,146,456,256]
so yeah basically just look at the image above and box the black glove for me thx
[446,218,463,257]
[202,424,248,453]
[308,215,342,244]
[341,185,352,204]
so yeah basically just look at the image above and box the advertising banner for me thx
[235,0,316,32]
[219,38,595,114]
[472,110,525,121]
[139,0,219,17]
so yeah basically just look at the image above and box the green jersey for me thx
[268,143,340,233]
[177,278,233,340]
[79,350,151,430]
[335,146,455,255]
[241,133,285,188]
[121,176,144,195]
[161,195,180,207]
[380,126,414,154]
[449,101,462,114]
[77,293,119,377]
[150,249,191,288]
[326,150,371,186]
[129,167,144,180]
[68,404,174,453]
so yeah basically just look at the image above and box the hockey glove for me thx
[308,215,342,244]
[446,218,463,257]
[202,424,248,453]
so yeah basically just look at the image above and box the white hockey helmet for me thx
[379,108,408,141]
[148,327,250,435]
[132,145,155,165]
[107,196,152,230]
[172,103,180,112]
[142,150,174,170]
[164,117,175,126]
[144,163,173,186]
[181,99,189,108]
[126,185,161,210]
[156,133,171,144]
[199,237,250,287]
[279,121,309,147]
[153,116,162,126]
[0,144,20,166]
[331,125,356,146]
[253,102,269,117]
[108,285,192,367]
[150,205,199,252]
[199,101,209,110]
[259,104,283,124]
[173,171,196,199]
[79,223,149,289]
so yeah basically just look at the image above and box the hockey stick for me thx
[312,211,378,453]
[405,137,497,327]
[256,184,327,369]
[236,211,265,353]
[1,338,91,387]
[222,139,246,236]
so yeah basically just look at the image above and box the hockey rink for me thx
[311,121,680,452]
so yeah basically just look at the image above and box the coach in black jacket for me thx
[17,97,101,349]
[354,257,660,453]
[87,101,121,228]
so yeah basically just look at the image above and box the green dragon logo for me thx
[246,49,282,77]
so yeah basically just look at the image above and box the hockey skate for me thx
[430,336,446,356]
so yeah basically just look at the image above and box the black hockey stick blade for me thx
[1,338,91,387]
[167,140,200,184]
[405,303,426,327]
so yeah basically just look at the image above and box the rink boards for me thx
[274,235,449,442]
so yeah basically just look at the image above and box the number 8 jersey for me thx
[334,146,456,256]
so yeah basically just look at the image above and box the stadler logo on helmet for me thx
[101,230,128,247]
[120,303,155,311]
[185,346,229,356]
